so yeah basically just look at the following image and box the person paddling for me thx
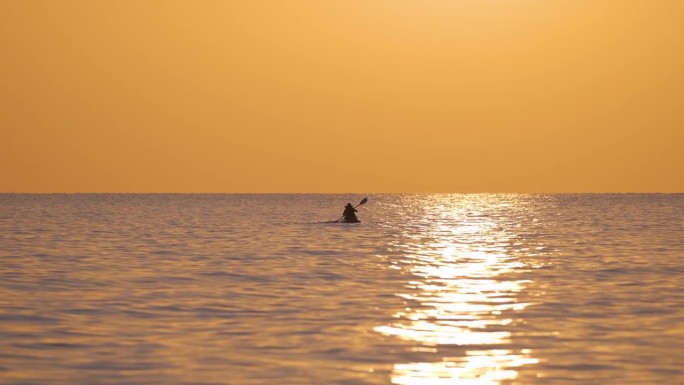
[341,203,360,223]
[333,197,367,223]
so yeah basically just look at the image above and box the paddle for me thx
[336,197,368,222]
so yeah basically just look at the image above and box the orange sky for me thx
[1,1,682,193]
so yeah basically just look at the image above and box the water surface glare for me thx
[1,194,683,384]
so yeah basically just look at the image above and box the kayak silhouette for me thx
[334,197,367,223]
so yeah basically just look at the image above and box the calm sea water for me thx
[1,194,683,385]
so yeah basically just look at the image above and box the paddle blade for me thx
[358,197,368,206]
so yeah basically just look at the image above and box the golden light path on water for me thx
[376,195,540,384]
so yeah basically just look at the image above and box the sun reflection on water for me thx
[376,195,539,384]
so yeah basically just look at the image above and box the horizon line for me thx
[1,191,682,195]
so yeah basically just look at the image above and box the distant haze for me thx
[2,1,682,193]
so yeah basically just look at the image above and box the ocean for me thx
[1,194,682,385]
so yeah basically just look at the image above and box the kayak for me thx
[319,219,361,224]
[338,219,361,223]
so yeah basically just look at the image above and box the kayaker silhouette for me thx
[341,203,360,223]
[333,197,366,223]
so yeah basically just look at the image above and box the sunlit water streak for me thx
[376,195,541,384]
[1,194,683,384]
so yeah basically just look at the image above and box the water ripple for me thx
[1,194,683,384]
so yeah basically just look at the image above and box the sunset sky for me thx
[1,1,682,193]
